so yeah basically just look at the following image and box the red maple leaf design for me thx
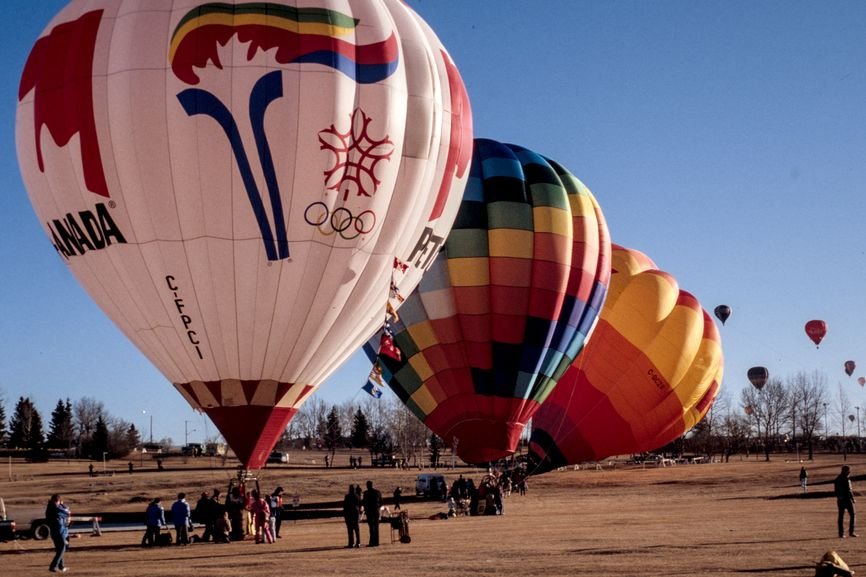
[319,108,395,201]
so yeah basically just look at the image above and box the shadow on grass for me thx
[0,542,365,559]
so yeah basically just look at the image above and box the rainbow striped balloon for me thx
[528,245,723,472]
[372,138,610,464]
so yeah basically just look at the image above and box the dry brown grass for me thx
[1,452,864,576]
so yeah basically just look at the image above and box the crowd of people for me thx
[450,467,529,516]
[141,483,286,546]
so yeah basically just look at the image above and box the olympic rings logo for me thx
[304,202,377,240]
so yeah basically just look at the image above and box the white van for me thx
[415,473,446,497]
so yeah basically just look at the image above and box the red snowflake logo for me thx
[319,108,395,201]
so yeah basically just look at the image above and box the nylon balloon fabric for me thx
[528,245,723,473]
[16,0,472,469]
[371,138,611,464]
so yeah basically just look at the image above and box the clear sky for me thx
[2,1,865,445]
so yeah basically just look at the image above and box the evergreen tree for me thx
[47,398,75,451]
[8,396,45,451]
[30,408,46,454]
[90,415,110,461]
[0,396,7,448]
[350,407,369,448]
[324,406,342,459]
[126,423,141,450]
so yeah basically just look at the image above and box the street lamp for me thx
[184,420,197,446]
[857,406,861,450]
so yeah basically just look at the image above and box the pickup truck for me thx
[0,519,16,541]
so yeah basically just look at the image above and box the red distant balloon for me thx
[845,360,856,377]
[805,320,827,347]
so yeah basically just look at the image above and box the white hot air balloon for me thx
[16,0,473,469]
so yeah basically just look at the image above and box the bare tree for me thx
[741,378,788,461]
[789,370,827,460]
[836,382,851,439]
[74,396,106,456]
[719,410,752,462]
[293,395,328,449]
[389,401,429,466]
[691,392,729,458]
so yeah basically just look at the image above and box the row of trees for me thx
[0,394,144,460]
[674,370,865,461]
[4,369,857,465]
[283,395,444,466]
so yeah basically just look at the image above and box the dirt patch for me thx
[1,452,864,577]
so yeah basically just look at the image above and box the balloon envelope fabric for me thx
[16,0,472,469]
[373,138,611,464]
[528,245,723,472]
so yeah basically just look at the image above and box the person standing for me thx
[226,486,245,541]
[393,486,402,511]
[171,492,192,545]
[250,490,274,544]
[141,497,166,546]
[270,487,284,539]
[194,491,213,542]
[800,467,808,493]
[46,494,70,573]
[834,465,858,538]
[343,484,361,548]
[362,480,383,547]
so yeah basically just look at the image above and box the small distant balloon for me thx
[744,405,754,415]
[850,415,856,423]
[714,305,731,325]
[845,361,856,377]
[748,366,769,390]
[805,320,827,347]
[859,377,865,387]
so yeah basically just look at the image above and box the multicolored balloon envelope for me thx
[367,138,611,464]
[16,0,473,469]
[528,245,723,472]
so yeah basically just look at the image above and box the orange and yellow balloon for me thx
[528,244,723,471]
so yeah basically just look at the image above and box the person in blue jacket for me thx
[142,497,166,546]
[171,493,192,545]
[46,494,70,572]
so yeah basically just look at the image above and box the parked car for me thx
[267,451,289,464]
[415,473,446,497]
[371,454,398,467]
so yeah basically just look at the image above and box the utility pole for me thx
[824,403,829,439]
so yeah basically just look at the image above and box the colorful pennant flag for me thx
[379,331,402,361]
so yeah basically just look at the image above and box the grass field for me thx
[1,451,863,576]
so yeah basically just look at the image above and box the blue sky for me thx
[2,1,865,444]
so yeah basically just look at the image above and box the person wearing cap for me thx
[834,465,858,538]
